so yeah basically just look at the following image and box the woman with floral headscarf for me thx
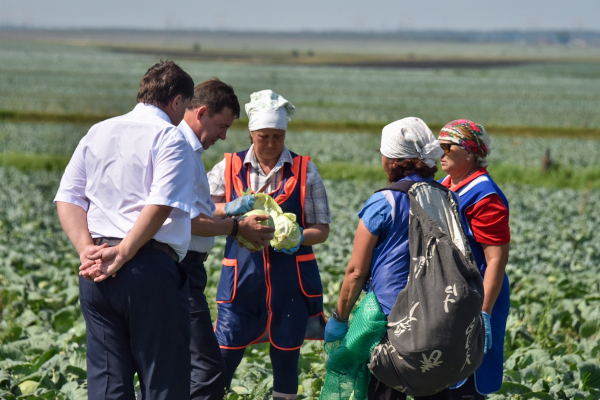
[438,120,510,399]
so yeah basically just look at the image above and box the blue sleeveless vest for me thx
[440,173,510,395]
[450,174,509,276]
[214,149,326,350]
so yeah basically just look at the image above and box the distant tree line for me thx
[2,27,599,45]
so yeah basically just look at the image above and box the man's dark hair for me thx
[386,158,438,183]
[188,78,241,118]
[137,60,194,107]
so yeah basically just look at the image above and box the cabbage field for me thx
[2,38,600,399]
[2,168,600,400]
[3,40,600,128]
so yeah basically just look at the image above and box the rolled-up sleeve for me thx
[207,158,227,203]
[146,129,199,218]
[54,141,90,211]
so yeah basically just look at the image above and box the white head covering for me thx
[245,90,296,131]
[380,117,444,168]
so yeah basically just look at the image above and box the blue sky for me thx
[1,0,599,32]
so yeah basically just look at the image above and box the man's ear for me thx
[195,105,209,121]
[169,94,183,111]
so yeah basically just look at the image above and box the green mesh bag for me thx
[320,292,388,400]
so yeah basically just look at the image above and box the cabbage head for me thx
[271,213,302,250]
[237,209,275,251]
[253,193,283,220]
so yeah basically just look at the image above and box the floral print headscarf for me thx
[439,119,491,158]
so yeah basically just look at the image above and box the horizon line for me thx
[2,26,600,35]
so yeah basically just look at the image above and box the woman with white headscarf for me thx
[324,117,454,400]
[207,90,331,399]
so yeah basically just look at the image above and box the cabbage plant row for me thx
[3,41,600,128]
[3,121,600,173]
[2,169,600,399]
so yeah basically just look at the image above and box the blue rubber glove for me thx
[482,311,492,354]
[224,196,255,216]
[324,318,349,343]
[275,228,304,255]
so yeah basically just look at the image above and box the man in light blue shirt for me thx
[177,79,274,400]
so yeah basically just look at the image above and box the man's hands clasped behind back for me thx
[78,243,108,271]
[79,244,131,282]
[79,245,131,282]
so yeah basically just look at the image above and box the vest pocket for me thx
[216,258,238,303]
[296,254,323,297]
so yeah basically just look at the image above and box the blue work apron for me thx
[441,173,510,395]
[214,149,326,350]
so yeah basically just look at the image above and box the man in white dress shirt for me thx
[177,79,274,400]
[55,61,197,400]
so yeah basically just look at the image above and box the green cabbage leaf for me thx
[237,209,275,250]
[237,192,301,251]
[271,213,302,250]
[253,192,283,220]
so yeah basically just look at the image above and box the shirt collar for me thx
[132,103,172,124]
[178,120,204,153]
[440,167,488,191]
[400,172,434,183]
[245,144,293,170]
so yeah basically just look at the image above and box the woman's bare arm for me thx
[481,243,510,314]
[302,223,329,246]
[335,220,379,320]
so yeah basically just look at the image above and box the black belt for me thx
[183,250,209,264]
[92,237,179,262]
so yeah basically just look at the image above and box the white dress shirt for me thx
[178,120,216,253]
[54,103,199,260]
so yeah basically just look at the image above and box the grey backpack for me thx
[368,181,485,397]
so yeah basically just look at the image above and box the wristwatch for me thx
[332,309,349,323]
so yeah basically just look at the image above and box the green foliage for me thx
[3,167,600,398]
[0,136,598,400]
[3,40,600,128]
[0,168,87,398]
[3,38,600,399]
[3,149,600,192]
[0,153,70,172]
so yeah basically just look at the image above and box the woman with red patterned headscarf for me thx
[438,120,510,400]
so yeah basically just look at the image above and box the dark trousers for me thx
[79,247,191,400]
[368,375,450,400]
[180,251,227,400]
[449,375,484,400]
[221,345,301,395]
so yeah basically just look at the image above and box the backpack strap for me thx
[377,180,449,194]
